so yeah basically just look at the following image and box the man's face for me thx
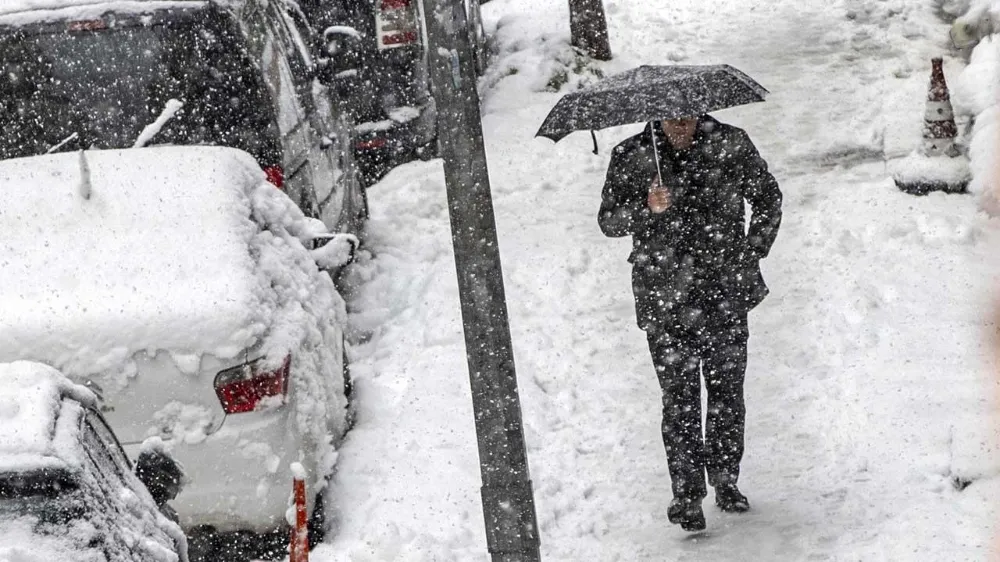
[661,118,698,138]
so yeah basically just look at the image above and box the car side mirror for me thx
[135,439,185,508]
[311,233,359,271]
[319,26,364,84]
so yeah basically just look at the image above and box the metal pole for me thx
[568,0,612,61]
[422,1,541,561]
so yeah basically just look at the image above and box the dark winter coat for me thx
[599,116,782,336]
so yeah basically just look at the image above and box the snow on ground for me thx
[320,0,1000,559]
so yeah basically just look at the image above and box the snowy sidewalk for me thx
[318,0,1000,560]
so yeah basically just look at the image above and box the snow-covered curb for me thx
[890,151,971,189]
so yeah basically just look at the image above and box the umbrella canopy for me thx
[536,64,768,142]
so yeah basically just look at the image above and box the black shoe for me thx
[667,498,706,532]
[715,484,750,513]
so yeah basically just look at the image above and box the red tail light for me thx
[381,31,419,47]
[377,0,420,49]
[356,137,388,150]
[68,20,108,31]
[214,356,291,415]
[264,166,284,190]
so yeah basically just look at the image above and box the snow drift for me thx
[951,1,1000,212]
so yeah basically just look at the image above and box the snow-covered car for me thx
[0,0,368,237]
[299,0,488,185]
[0,146,356,559]
[0,361,187,562]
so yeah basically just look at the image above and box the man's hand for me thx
[648,185,671,214]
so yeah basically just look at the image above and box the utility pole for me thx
[568,0,612,61]
[422,1,541,561]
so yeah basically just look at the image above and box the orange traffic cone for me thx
[922,57,960,158]
[892,58,970,195]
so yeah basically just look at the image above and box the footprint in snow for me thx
[566,247,591,276]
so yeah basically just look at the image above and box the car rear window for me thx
[0,469,85,525]
[0,12,281,166]
[0,469,77,499]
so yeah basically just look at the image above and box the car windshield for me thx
[0,15,280,165]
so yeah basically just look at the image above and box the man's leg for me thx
[646,330,707,503]
[703,314,750,509]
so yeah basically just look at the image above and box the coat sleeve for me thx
[598,145,655,238]
[733,131,782,259]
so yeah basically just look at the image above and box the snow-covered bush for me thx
[952,2,1000,211]
[481,12,605,95]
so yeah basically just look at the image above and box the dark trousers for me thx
[646,314,748,501]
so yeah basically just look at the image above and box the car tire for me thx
[188,528,283,562]
[356,185,370,232]
[300,339,352,551]
[186,526,216,562]
[308,488,328,549]
[342,340,357,432]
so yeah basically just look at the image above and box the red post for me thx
[290,469,309,562]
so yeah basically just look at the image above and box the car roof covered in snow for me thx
[0,362,96,473]
[0,146,269,377]
[0,0,207,16]
[0,0,217,25]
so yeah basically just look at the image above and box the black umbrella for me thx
[536,64,768,183]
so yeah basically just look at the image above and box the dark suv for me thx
[0,0,367,235]
[299,0,487,185]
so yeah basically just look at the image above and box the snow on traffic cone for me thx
[892,58,971,195]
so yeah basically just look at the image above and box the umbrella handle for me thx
[650,123,664,186]
[590,130,599,155]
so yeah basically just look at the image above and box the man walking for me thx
[599,115,781,531]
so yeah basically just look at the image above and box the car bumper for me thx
[355,98,437,156]
[124,408,310,534]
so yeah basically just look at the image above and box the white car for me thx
[0,146,356,557]
[0,361,187,562]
